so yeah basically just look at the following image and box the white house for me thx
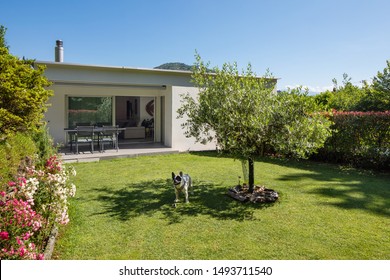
[36,41,277,153]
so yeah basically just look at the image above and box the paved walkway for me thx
[59,142,179,163]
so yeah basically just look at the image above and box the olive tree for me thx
[178,54,332,192]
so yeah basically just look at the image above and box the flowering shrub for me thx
[0,154,76,260]
[315,110,390,170]
[0,198,44,259]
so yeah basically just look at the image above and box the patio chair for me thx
[72,126,95,154]
[99,125,120,152]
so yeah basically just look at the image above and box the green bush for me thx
[0,26,76,260]
[31,125,58,167]
[314,110,390,170]
[0,46,52,135]
[0,133,37,186]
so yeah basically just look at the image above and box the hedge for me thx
[314,110,390,170]
[0,132,37,187]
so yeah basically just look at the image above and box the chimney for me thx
[55,40,63,62]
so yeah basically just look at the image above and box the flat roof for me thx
[35,61,193,76]
[35,60,279,80]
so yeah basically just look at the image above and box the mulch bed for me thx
[227,184,279,203]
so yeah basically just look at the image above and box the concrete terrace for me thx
[60,142,179,163]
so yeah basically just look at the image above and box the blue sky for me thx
[2,0,389,93]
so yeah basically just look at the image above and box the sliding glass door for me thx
[67,97,112,128]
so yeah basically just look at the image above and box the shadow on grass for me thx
[191,151,390,218]
[93,178,275,224]
[278,170,390,218]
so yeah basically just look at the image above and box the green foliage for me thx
[372,60,390,95]
[272,88,333,158]
[179,56,275,160]
[315,61,390,112]
[0,26,74,260]
[356,60,390,111]
[178,54,332,190]
[315,111,390,170]
[0,45,52,135]
[0,133,37,186]
[0,128,58,187]
[31,124,58,167]
[314,74,366,111]
[0,25,8,49]
[0,25,57,187]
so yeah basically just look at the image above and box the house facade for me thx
[35,60,216,152]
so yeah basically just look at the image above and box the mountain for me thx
[154,62,193,71]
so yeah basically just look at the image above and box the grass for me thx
[53,152,390,260]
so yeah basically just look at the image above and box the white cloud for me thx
[284,84,334,94]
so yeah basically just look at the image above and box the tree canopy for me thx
[0,25,8,49]
[178,54,332,191]
[0,26,52,136]
[314,61,390,112]
[359,60,390,111]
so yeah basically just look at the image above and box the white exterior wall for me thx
[163,86,173,148]
[40,61,274,152]
[45,83,164,145]
[39,62,218,151]
[45,87,66,146]
[170,86,217,151]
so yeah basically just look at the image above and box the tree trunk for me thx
[241,160,249,184]
[248,157,254,193]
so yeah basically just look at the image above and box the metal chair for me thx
[99,125,119,152]
[73,126,95,154]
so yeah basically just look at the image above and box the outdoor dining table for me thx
[64,126,125,153]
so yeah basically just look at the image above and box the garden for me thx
[52,152,389,259]
[1,25,389,260]
[1,26,76,259]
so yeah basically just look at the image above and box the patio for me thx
[59,142,179,163]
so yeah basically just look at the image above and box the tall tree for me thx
[0,25,8,49]
[178,54,332,192]
[357,60,390,111]
[325,74,366,111]
[0,26,52,136]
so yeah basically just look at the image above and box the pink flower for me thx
[16,237,23,245]
[8,181,16,187]
[0,231,9,240]
[23,232,32,240]
[17,177,27,186]
[28,242,36,250]
[19,246,26,257]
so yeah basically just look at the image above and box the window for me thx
[68,97,112,128]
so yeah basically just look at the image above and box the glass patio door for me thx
[67,97,113,128]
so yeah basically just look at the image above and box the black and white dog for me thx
[172,171,192,203]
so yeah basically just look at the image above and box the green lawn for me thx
[53,152,390,260]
